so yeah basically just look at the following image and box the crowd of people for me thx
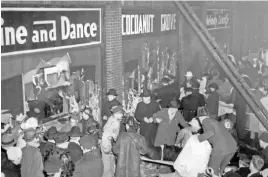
[1,53,268,177]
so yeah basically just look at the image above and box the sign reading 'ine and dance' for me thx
[1,8,102,56]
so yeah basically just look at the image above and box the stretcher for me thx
[140,156,174,166]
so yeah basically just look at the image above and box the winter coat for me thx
[113,132,148,177]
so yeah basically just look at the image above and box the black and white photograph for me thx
[1,1,268,177]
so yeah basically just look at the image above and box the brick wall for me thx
[105,2,124,101]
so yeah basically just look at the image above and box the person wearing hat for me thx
[180,87,204,122]
[134,89,161,147]
[153,99,189,147]
[259,132,268,169]
[173,118,212,177]
[153,76,179,108]
[68,126,83,145]
[67,141,83,164]
[102,89,121,127]
[80,106,100,135]
[181,71,198,89]
[112,116,148,177]
[39,126,58,156]
[197,108,237,177]
[54,132,70,150]
[73,135,103,177]
[206,83,220,119]
[2,134,17,151]
[21,128,44,177]
[101,105,124,177]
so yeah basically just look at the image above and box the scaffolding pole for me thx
[173,1,268,131]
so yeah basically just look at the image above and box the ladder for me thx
[173,1,268,131]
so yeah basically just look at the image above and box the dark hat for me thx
[54,132,69,144]
[209,83,219,90]
[68,126,83,137]
[23,128,37,142]
[44,126,58,140]
[67,142,83,163]
[224,172,242,177]
[111,105,123,114]
[259,132,268,143]
[106,89,118,96]
[192,81,200,89]
[242,75,253,89]
[184,87,193,92]
[44,155,62,174]
[79,135,97,149]
[162,77,171,83]
[1,134,16,147]
[140,90,152,97]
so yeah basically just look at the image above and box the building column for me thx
[105,2,124,101]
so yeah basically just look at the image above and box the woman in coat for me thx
[153,99,189,146]
[134,90,161,147]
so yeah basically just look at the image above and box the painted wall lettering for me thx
[161,14,176,32]
[206,9,231,30]
[122,9,178,40]
[1,8,102,56]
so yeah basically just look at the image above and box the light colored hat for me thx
[20,117,38,130]
[7,147,22,162]
[189,118,201,130]
[185,71,193,77]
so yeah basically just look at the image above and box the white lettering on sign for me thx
[218,14,229,26]
[161,14,176,32]
[32,20,56,43]
[61,16,97,40]
[1,18,28,46]
[206,10,230,30]
[206,15,218,27]
[122,14,155,36]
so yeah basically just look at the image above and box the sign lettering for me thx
[1,8,102,56]
[206,9,231,30]
[122,9,177,40]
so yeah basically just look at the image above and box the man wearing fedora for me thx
[206,83,220,119]
[112,116,148,177]
[181,71,198,89]
[68,126,83,145]
[21,129,44,177]
[153,77,179,108]
[134,90,161,147]
[39,126,58,157]
[102,89,121,127]
[54,132,70,150]
[73,135,103,177]
[2,133,17,151]
[102,105,124,177]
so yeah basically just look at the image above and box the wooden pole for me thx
[173,1,268,130]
